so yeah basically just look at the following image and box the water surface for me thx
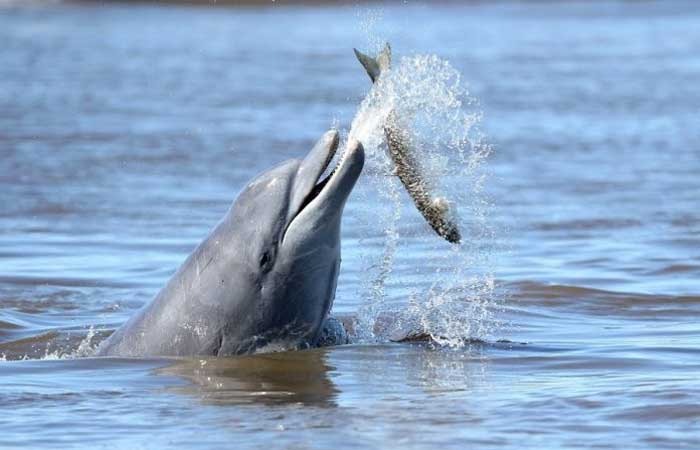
[1,1,699,449]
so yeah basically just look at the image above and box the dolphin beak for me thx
[285,131,364,238]
[316,138,364,210]
[289,130,340,218]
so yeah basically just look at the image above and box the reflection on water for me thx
[334,343,493,395]
[2,0,700,448]
[156,343,498,407]
[159,350,339,407]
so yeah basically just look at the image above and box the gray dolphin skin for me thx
[97,131,363,357]
[354,44,462,244]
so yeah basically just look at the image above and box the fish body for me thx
[353,44,461,244]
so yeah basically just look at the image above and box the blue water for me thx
[1,1,699,449]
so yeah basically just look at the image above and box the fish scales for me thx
[353,44,461,244]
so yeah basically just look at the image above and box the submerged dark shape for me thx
[353,44,462,244]
[97,131,364,357]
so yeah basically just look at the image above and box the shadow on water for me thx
[157,348,339,407]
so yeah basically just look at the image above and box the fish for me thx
[353,43,461,244]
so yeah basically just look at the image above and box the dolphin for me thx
[97,131,363,357]
[354,44,461,244]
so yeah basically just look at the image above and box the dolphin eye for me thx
[259,251,272,270]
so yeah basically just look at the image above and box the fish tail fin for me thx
[353,42,392,83]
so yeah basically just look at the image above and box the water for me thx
[1,1,699,448]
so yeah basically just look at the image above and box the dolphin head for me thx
[220,130,364,353]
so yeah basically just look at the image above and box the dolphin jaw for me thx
[283,138,365,244]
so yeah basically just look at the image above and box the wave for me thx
[0,275,135,289]
[0,0,62,7]
[506,280,700,318]
[0,326,104,361]
[532,218,642,232]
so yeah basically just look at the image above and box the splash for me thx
[356,8,392,56]
[353,170,402,343]
[38,326,99,360]
[347,48,501,346]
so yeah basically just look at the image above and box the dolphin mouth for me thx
[285,131,365,239]
[300,138,363,214]
[297,148,344,212]
[298,150,339,213]
[299,174,332,213]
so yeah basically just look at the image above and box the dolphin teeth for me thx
[298,134,352,214]
[320,135,352,186]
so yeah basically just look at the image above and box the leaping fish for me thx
[353,44,461,244]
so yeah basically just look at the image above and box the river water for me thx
[1,1,699,449]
